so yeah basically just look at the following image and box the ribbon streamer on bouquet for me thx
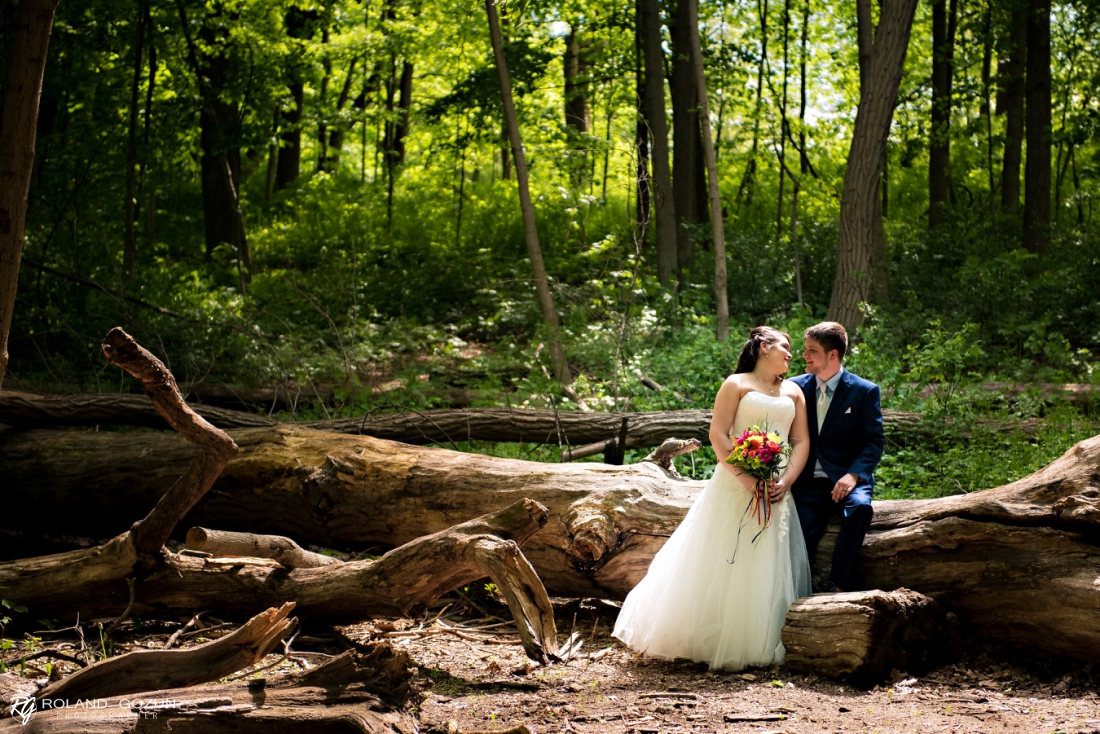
[728,478,774,565]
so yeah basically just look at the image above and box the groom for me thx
[790,322,884,592]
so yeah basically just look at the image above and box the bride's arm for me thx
[772,388,809,501]
[709,378,756,491]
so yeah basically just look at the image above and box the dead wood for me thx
[0,330,560,663]
[185,528,339,568]
[3,425,1097,661]
[99,328,239,557]
[0,393,935,443]
[782,589,960,683]
[0,643,418,734]
[0,390,276,429]
[0,496,559,662]
[0,327,238,626]
[35,603,296,703]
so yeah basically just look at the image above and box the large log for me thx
[3,423,1098,661]
[781,588,960,683]
[0,497,560,662]
[0,330,559,662]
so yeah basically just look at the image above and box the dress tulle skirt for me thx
[612,466,812,670]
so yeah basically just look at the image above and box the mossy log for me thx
[2,423,1099,660]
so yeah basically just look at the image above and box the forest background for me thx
[1,0,1098,500]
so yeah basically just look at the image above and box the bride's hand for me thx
[768,477,788,503]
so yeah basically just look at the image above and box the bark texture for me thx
[2,644,418,734]
[185,528,340,569]
[4,424,1100,661]
[0,397,939,446]
[637,0,678,284]
[1023,0,1051,255]
[0,0,59,390]
[928,0,957,228]
[37,603,297,703]
[782,589,960,683]
[828,0,919,330]
[998,1,1026,213]
[669,0,707,273]
[684,0,728,340]
[486,0,569,386]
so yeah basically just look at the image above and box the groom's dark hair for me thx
[804,322,848,361]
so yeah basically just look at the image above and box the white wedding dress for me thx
[613,391,812,670]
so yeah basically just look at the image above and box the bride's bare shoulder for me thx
[780,379,806,403]
[720,373,745,390]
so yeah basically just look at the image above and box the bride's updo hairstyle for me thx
[734,326,790,374]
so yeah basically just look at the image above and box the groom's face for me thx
[802,338,835,376]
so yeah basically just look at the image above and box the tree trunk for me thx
[0,331,560,663]
[316,27,331,172]
[827,0,918,331]
[734,0,768,217]
[1023,0,1050,256]
[0,0,59,392]
[686,0,729,341]
[123,0,146,274]
[274,7,313,191]
[982,0,996,231]
[0,396,941,445]
[775,0,791,246]
[669,0,706,274]
[13,643,418,734]
[6,424,1100,662]
[393,61,413,166]
[274,80,303,190]
[485,0,569,386]
[324,57,361,171]
[637,0,679,285]
[928,0,957,228]
[998,2,1026,214]
[178,6,249,279]
[634,4,650,225]
[782,589,960,684]
[564,25,591,188]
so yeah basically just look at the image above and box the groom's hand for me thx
[831,473,860,503]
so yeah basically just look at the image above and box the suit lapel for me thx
[801,375,818,440]
[819,370,852,436]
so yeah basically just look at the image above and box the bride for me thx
[613,326,813,670]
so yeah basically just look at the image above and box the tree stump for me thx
[782,588,960,684]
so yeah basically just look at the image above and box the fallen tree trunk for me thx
[0,330,559,662]
[781,589,960,683]
[0,496,560,661]
[0,390,277,429]
[1,644,418,734]
[3,423,1099,660]
[0,392,938,445]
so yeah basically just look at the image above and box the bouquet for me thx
[724,425,792,548]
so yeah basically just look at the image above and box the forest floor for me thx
[391,599,1100,734]
[7,596,1096,734]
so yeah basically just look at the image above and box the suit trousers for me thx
[793,477,873,589]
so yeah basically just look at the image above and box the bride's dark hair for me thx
[734,326,790,374]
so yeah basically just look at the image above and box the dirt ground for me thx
[4,596,1098,734]
[362,598,1100,734]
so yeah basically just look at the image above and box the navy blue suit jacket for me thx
[791,370,885,493]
